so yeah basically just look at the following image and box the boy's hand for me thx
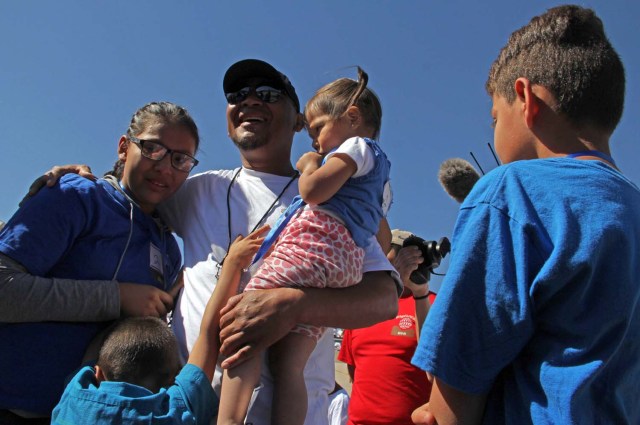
[20,164,96,206]
[411,403,438,425]
[225,225,270,270]
[296,152,323,174]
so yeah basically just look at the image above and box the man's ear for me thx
[514,78,539,128]
[94,365,108,384]
[117,136,129,161]
[294,113,305,132]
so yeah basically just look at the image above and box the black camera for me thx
[402,236,450,285]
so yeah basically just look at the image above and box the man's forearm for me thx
[297,271,398,329]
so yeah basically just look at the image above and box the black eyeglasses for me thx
[225,86,282,105]
[129,137,199,172]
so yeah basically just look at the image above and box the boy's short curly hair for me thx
[486,5,625,133]
[97,317,179,390]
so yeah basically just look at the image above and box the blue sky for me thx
[1,1,638,291]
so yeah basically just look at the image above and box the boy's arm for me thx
[297,153,357,205]
[412,377,487,425]
[187,256,243,382]
[187,227,268,382]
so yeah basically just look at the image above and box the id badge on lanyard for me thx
[150,242,165,286]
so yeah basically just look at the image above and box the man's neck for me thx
[240,157,296,177]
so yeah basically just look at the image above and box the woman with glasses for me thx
[0,101,199,423]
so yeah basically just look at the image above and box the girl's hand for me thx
[118,283,174,318]
[226,225,270,270]
[296,152,323,174]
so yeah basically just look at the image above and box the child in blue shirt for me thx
[52,226,269,425]
[411,5,639,425]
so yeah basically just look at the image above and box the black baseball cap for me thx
[223,59,300,112]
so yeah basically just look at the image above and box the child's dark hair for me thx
[305,67,382,140]
[105,101,200,179]
[486,5,625,134]
[97,317,179,390]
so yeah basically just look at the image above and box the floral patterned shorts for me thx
[246,209,364,341]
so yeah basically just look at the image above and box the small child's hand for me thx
[296,151,323,174]
[226,225,270,270]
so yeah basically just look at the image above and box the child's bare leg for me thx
[269,331,317,425]
[217,353,262,425]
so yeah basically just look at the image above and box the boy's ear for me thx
[94,365,108,384]
[117,136,129,160]
[514,78,539,128]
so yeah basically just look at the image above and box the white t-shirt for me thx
[328,388,350,425]
[161,167,399,425]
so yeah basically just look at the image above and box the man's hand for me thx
[118,283,174,318]
[412,403,438,425]
[20,164,95,206]
[218,287,302,369]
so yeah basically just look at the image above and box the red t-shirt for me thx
[338,294,433,425]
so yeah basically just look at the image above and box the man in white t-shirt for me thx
[160,59,400,425]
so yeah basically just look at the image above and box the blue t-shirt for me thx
[51,364,217,424]
[0,174,182,414]
[412,159,640,424]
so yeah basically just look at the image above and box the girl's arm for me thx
[297,152,357,205]
[0,253,119,322]
[3,176,175,321]
[188,226,268,382]
[0,253,175,322]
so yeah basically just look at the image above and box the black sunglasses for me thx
[129,137,199,172]
[225,86,282,105]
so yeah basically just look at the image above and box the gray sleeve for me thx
[0,252,120,322]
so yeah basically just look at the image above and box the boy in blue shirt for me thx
[411,5,639,425]
[51,226,269,425]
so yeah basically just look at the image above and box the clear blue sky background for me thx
[1,1,638,291]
